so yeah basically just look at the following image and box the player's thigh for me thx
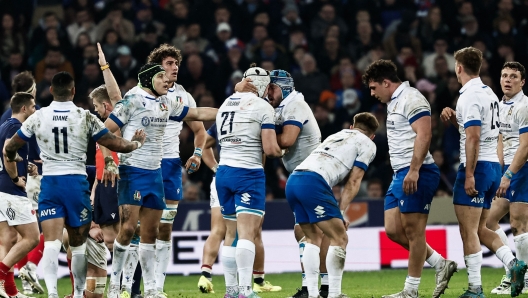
[0,222,17,250]
[41,218,65,241]
[161,158,183,202]
[299,223,323,246]
[65,222,91,247]
[86,237,108,271]
[394,165,440,214]
[486,197,510,230]
[0,193,38,229]
[210,207,226,237]
[138,207,163,239]
[237,213,262,240]
[454,204,483,236]
[285,173,310,226]
[215,168,236,219]
[315,218,347,245]
[93,182,119,226]
[509,202,528,234]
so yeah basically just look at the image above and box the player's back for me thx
[0,118,28,196]
[20,101,108,176]
[296,129,376,187]
[216,92,275,169]
[456,78,500,164]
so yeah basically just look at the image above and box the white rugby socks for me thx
[496,228,511,275]
[236,239,256,296]
[303,243,320,298]
[42,240,62,297]
[111,240,130,285]
[70,243,87,298]
[155,239,172,291]
[222,246,238,294]
[121,244,139,293]
[465,251,483,292]
[139,243,157,293]
[326,246,345,297]
[426,250,445,273]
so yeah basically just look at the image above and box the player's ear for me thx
[49,86,54,96]
[521,79,526,88]
[370,134,375,140]
[71,86,76,97]
[349,125,354,129]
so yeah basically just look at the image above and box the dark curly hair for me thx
[147,44,182,66]
[361,59,401,86]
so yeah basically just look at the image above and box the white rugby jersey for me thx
[18,101,108,176]
[162,84,197,159]
[296,129,376,187]
[109,86,187,170]
[499,91,528,165]
[216,91,275,169]
[386,81,434,171]
[275,91,321,172]
[456,78,500,165]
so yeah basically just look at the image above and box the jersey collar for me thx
[390,81,409,101]
[502,90,525,104]
[50,101,77,108]
[136,86,159,101]
[459,77,483,94]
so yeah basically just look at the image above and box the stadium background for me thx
[0,0,526,291]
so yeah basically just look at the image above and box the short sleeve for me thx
[186,92,197,108]
[515,104,528,134]
[282,104,309,129]
[259,102,275,130]
[405,93,431,125]
[168,99,189,122]
[353,142,377,171]
[87,112,109,141]
[109,96,137,128]
[5,123,21,141]
[461,100,482,128]
[207,123,217,140]
[17,114,37,141]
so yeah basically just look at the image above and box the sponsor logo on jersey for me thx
[40,208,56,217]
[134,190,141,201]
[227,101,240,106]
[219,137,242,144]
[141,116,151,127]
[160,103,168,111]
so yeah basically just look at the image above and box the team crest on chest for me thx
[159,103,168,111]
[176,96,183,104]
[508,106,514,116]
[392,102,399,112]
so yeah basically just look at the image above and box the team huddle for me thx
[0,43,526,298]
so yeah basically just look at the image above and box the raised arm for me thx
[98,42,122,105]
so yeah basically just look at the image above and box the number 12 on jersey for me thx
[52,127,68,153]
[220,111,235,135]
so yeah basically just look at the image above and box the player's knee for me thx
[86,277,106,295]
[119,224,136,240]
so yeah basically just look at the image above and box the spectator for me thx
[1,51,27,93]
[313,104,338,140]
[75,59,103,104]
[366,179,384,199]
[357,43,386,73]
[422,37,456,78]
[183,182,202,201]
[95,4,135,45]
[179,53,212,92]
[245,24,269,61]
[278,3,304,49]
[310,4,348,42]
[36,66,57,107]
[28,27,65,69]
[101,29,122,63]
[292,53,330,105]
[0,13,25,65]
[254,38,290,72]
[29,12,68,51]
[172,23,210,54]
[418,6,450,52]
[316,36,345,76]
[455,15,493,51]
[34,47,74,83]
[66,8,97,45]
[164,0,190,38]
[210,22,232,61]
[110,45,139,87]
[131,24,161,64]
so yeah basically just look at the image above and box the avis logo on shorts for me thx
[40,208,56,217]
[471,196,484,204]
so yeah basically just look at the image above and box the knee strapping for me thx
[45,239,63,251]
[160,204,178,224]
[86,277,106,294]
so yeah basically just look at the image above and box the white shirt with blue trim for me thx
[18,101,108,176]
[295,129,376,187]
[456,77,500,165]
[274,91,321,172]
[499,91,528,165]
[216,91,275,169]
[162,83,197,159]
[386,81,434,171]
[109,86,187,170]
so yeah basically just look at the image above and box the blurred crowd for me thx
[1,0,528,202]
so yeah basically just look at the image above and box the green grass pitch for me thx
[17,268,508,298]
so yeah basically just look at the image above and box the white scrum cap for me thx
[243,66,270,98]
